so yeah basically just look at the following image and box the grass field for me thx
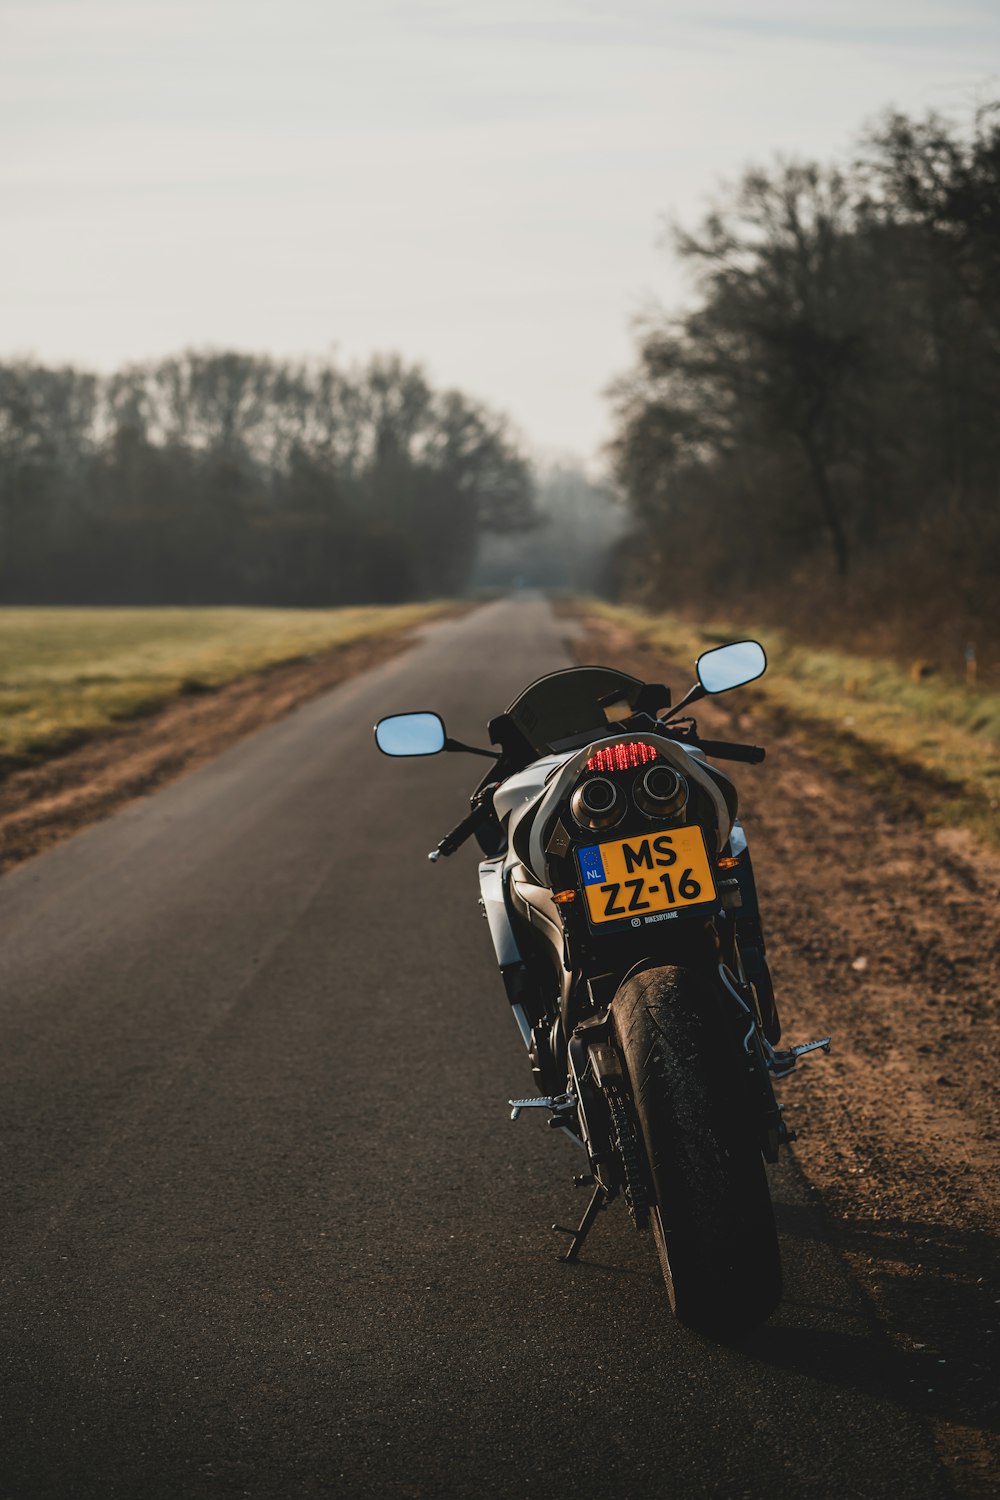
[586,601,1000,847]
[0,604,449,763]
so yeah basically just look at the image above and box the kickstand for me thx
[552,1183,607,1263]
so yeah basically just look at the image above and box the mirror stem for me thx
[444,737,500,759]
[660,683,706,724]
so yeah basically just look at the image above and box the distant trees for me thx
[609,104,1000,664]
[0,352,534,604]
[472,461,625,592]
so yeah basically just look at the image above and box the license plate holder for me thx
[576,826,717,928]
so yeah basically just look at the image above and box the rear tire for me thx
[612,965,781,1337]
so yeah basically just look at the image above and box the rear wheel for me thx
[612,965,781,1337]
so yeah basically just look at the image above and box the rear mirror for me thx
[696,640,766,695]
[374,712,447,757]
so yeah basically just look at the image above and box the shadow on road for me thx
[747,1196,999,1487]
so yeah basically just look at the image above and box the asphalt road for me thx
[0,598,952,1499]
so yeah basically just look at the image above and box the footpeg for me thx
[509,1091,575,1121]
[765,1036,831,1079]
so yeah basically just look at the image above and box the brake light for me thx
[586,742,658,773]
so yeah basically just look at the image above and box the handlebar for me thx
[428,798,494,861]
[611,712,766,764]
[426,735,765,863]
[691,738,766,764]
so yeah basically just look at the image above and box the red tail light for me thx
[585,741,658,773]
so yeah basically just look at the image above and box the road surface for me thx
[0,598,951,1498]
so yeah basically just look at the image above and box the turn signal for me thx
[553,890,577,904]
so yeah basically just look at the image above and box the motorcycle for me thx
[374,644,829,1336]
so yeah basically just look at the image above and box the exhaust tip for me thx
[570,775,625,831]
[635,763,688,818]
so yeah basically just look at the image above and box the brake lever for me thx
[428,793,496,862]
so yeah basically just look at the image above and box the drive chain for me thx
[605,1083,649,1229]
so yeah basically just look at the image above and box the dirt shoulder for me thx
[0,626,424,873]
[571,609,999,1498]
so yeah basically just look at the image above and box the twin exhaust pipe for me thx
[570,764,688,832]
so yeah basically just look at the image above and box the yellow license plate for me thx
[577,826,717,926]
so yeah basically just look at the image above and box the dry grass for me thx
[0,604,450,764]
[584,600,1000,847]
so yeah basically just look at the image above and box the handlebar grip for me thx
[429,801,493,860]
[696,739,766,764]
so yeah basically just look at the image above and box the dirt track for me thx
[572,610,1000,1494]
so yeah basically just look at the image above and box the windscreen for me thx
[503,666,646,756]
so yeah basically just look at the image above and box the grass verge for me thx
[582,600,1000,851]
[0,603,452,765]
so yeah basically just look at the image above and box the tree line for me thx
[609,104,1000,668]
[0,352,534,605]
[472,462,624,594]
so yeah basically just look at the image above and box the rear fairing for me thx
[480,734,754,1048]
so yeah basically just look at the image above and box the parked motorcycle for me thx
[375,645,829,1336]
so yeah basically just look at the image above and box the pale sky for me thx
[3,0,999,460]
